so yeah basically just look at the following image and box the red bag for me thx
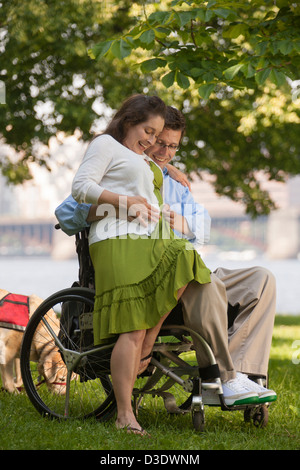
[0,293,30,331]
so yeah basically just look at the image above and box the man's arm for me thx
[55,194,158,236]
[165,163,191,191]
[163,179,211,245]
[55,195,93,236]
[56,172,210,243]
[162,204,194,238]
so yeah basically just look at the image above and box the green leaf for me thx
[213,8,236,19]
[223,23,249,39]
[255,68,271,85]
[241,62,256,78]
[202,71,214,82]
[294,41,300,53]
[175,11,197,27]
[189,67,204,79]
[148,11,173,26]
[269,41,280,55]
[139,29,155,45]
[162,70,176,88]
[278,40,294,55]
[255,41,268,56]
[176,71,190,89]
[140,58,167,73]
[196,9,214,22]
[88,40,113,60]
[269,68,286,86]
[198,83,215,99]
[154,27,170,39]
[224,63,244,80]
[111,39,132,59]
[128,25,144,40]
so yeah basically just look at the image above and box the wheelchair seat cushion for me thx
[90,216,211,345]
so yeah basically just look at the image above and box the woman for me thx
[72,95,211,436]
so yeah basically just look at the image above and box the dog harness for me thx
[0,293,30,331]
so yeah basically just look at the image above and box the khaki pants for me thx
[180,266,276,382]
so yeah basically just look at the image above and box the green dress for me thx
[90,162,211,345]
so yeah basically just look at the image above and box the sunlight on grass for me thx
[271,316,300,361]
[0,315,299,450]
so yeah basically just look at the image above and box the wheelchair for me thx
[20,227,270,431]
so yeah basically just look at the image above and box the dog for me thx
[0,288,72,395]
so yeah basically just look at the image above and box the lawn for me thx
[0,315,299,452]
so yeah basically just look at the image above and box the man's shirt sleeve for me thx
[164,173,211,245]
[55,195,91,236]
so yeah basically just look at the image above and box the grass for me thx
[0,315,299,452]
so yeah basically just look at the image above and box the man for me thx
[55,106,277,406]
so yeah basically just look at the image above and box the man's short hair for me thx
[165,106,186,141]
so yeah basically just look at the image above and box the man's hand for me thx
[162,204,193,237]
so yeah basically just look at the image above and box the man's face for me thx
[145,128,182,169]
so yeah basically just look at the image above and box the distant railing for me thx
[0,220,54,256]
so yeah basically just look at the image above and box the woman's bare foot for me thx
[115,417,150,437]
[118,425,150,437]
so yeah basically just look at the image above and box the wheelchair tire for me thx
[20,287,116,421]
[244,404,269,428]
[192,409,205,432]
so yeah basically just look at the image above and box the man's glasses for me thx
[156,140,179,151]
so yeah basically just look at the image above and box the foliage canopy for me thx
[0,0,145,182]
[1,0,299,216]
[90,0,300,99]
[90,0,300,216]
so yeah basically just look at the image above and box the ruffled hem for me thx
[92,238,211,345]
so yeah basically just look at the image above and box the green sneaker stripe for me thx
[228,396,260,406]
[259,395,277,403]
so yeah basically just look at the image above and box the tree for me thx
[90,0,300,97]
[0,0,147,183]
[89,0,300,216]
[1,0,299,216]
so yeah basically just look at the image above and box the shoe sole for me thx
[258,394,277,403]
[203,394,259,406]
[226,396,260,406]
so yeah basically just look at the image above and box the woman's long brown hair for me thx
[99,94,166,144]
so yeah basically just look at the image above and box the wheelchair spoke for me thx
[20,287,116,421]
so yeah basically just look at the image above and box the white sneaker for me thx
[236,373,277,403]
[203,376,259,407]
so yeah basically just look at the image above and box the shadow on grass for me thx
[1,314,299,450]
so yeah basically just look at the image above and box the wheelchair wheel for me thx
[244,404,269,428]
[192,408,205,432]
[20,287,116,421]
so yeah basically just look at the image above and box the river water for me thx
[0,253,299,315]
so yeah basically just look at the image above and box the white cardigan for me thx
[72,134,161,244]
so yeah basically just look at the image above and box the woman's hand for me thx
[166,164,191,191]
[97,190,160,227]
[125,195,160,227]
